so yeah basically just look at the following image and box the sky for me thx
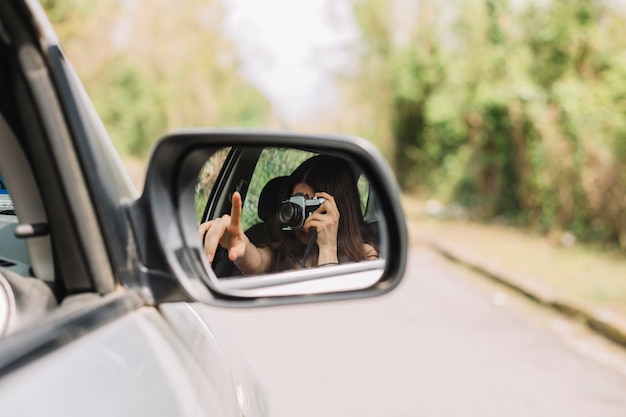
[220,0,358,123]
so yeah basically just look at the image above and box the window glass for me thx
[241,148,314,230]
[0,176,14,214]
[195,147,231,222]
[0,175,30,271]
[357,174,370,217]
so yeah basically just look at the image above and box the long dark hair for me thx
[266,154,375,270]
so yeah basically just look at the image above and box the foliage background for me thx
[42,0,273,159]
[340,0,626,251]
[43,0,626,252]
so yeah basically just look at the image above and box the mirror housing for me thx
[128,130,407,307]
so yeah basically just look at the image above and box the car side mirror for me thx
[129,130,407,307]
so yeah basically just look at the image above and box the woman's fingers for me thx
[305,192,340,250]
[202,216,230,263]
[199,191,246,264]
[314,192,339,219]
[228,242,247,262]
[306,214,339,236]
[230,191,243,227]
[306,192,339,229]
[314,192,336,211]
[198,220,214,244]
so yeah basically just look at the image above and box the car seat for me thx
[245,176,288,246]
[0,269,57,337]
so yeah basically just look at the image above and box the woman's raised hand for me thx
[199,191,249,264]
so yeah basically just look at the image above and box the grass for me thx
[402,195,626,318]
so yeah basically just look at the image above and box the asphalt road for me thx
[210,245,626,417]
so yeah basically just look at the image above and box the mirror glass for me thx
[194,146,387,295]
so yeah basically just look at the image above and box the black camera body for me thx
[277,193,326,231]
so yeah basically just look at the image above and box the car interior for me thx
[200,146,382,278]
[0,4,108,338]
[0,113,59,337]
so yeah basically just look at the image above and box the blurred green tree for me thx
[43,0,272,158]
[345,0,626,249]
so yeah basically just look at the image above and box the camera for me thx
[277,193,325,230]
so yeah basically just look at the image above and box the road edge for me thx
[416,232,626,350]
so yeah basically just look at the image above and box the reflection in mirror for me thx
[195,146,385,289]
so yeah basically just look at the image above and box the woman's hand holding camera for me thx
[305,191,340,264]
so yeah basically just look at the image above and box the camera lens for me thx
[277,201,303,228]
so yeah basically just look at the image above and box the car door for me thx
[0,2,245,416]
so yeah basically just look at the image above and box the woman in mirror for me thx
[199,155,378,275]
